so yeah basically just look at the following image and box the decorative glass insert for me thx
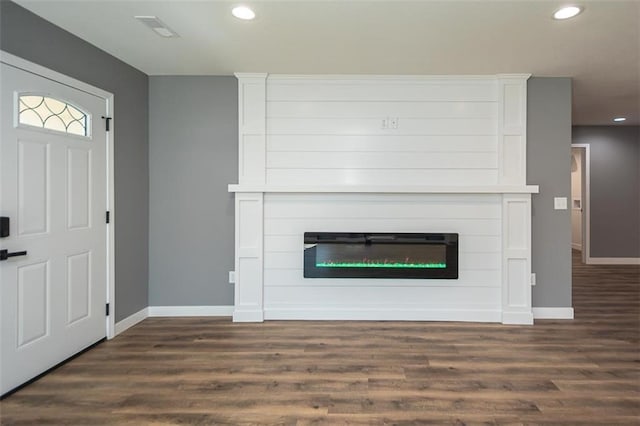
[18,94,89,137]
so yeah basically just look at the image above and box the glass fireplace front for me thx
[303,232,458,279]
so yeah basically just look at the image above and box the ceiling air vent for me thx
[134,16,179,38]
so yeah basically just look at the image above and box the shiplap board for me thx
[267,117,496,135]
[267,134,497,153]
[267,101,497,119]
[266,80,498,102]
[266,151,498,170]
[266,169,499,186]
[264,218,501,236]
[265,286,501,308]
[264,269,501,288]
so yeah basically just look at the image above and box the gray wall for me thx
[1,1,149,322]
[148,77,237,306]
[527,77,573,308]
[572,126,640,258]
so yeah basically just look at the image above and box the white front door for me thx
[1,62,108,395]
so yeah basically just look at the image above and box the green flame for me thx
[316,262,446,269]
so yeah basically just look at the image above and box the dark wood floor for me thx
[1,251,638,425]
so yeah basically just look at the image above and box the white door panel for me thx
[1,63,108,395]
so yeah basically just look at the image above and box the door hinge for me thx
[101,116,112,132]
[106,211,110,224]
[106,303,110,316]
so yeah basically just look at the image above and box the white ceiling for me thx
[15,0,640,125]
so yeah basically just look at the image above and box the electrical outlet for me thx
[381,118,388,129]
[228,271,235,284]
[389,117,398,129]
[531,272,536,286]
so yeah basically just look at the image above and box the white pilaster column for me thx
[502,193,533,324]
[497,74,530,185]
[233,192,264,322]
[235,73,267,185]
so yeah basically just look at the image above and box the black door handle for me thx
[0,249,27,261]
[0,217,9,237]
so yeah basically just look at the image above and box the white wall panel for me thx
[502,194,533,324]
[502,135,524,184]
[67,251,91,324]
[237,74,267,185]
[67,148,91,230]
[17,261,49,347]
[498,76,529,185]
[234,192,264,322]
[507,259,528,306]
[239,80,266,134]
[239,135,265,184]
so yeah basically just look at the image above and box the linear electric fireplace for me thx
[304,232,458,279]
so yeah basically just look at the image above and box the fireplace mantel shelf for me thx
[228,184,539,194]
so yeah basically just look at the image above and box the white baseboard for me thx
[587,257,640,265]
[571,243,582,251]
[532,307,574,319]
[233,309,265,322]
[148,305,234,317]
[502,311,534,325]
[114,307,149,336]
[263,308,502,323]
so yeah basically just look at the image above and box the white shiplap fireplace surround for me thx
[229,73,538,325]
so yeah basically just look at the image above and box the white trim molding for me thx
[587,257,640,265]
[148,306,234,317]
[114,308,149,336]
[533,307,575,319]
[229,184,539,194]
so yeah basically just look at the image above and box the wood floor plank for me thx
[1,250,638,424]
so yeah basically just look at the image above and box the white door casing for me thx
[0,53,114,395]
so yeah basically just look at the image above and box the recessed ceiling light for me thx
[613,117,627,122]
[553,6,583,20]
[232,6,255,20]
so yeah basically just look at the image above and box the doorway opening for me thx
[571,144,590,264]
